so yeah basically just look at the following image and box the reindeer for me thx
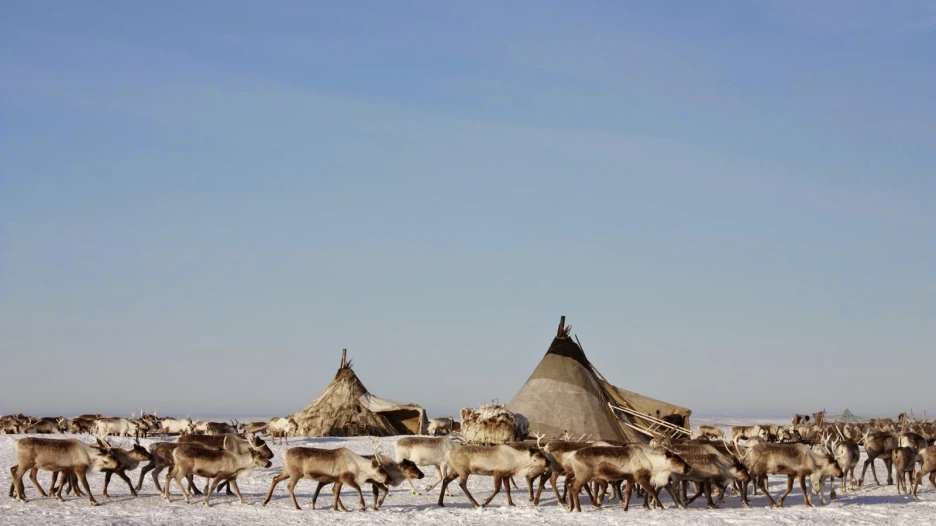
[859,431,898,487]
[394,435,461,495]
[97,438,153,498]
[731,425,768,443]
[427,417,455,436]
[156,417,195,436]
[10,437,119,505]
[535,439,606,506]
[437,443,549,508]
[825,428,860,496]
[24,417,68,434]
[136,442,185,494]
[69,417,97,434]
[204,420,239,436]
[242,421,269,436]
[899,432,927,454]
[93,417,139,437]
[308,438,425,510]
[912,445,936,499]
[892,447,917,495]
[268,417,299,445]
[565,444,691,512]
[747,443,843,507]
[671,441,751,508]
[261,446,390,511]
[175,433,273,495]
[164,435,272,506]
[696,426,725,440]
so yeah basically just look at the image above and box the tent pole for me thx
[341,348,347,368]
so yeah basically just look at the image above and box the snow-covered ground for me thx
[1,418,934,525]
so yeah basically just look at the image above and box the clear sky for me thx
[1,1,934,420]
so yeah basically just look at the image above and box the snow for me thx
[1,418,934,525]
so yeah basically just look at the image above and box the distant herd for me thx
[3,409,936,512]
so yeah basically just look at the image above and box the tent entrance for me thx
[381,409,424,435]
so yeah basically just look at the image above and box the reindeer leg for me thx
[162,468,173,502]
[405,477,420,495]
[203,476,223,507]
[666,481,685,509]
[151,466,165,494]
[758,475,778,507]
[54,472,68,502]
[102,471,112,497]
[174,468,191,503]
[339,475,365,511]
[261,471,289,507]
[228,478,246,505]
[799,474,813,507]
[458,476,480,508]
[115,469,137,497]
[436,472,457,507]
[311,481,328,509]
[525,474,536,504]
[868,457,882,486]
[186,474,203,495]
[28,468,48,498]
[619,480,632,511]
[332,481,348,512]
[76,467,98,506]
[686,481,704,505]
[776,474,795,507]
[885,457,894,485]
[482,475,503,507]
[532,472,548,505]
[568,479,582,512]
[137,461,154,492]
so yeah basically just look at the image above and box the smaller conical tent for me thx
[290,350,427,437]
[508,316,691,443]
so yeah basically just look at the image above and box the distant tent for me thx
[290,350,427,437]
[507,316,691,443]
[830,409,865,423]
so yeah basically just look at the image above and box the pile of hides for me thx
[459,403,529,445]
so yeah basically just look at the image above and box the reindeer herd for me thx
[3,409,936,514]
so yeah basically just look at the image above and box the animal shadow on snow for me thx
[836,494,925,506]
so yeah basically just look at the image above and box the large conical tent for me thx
[507,317,691,443]
[290,350,427,437]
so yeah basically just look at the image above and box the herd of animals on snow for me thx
[2,409,936,513]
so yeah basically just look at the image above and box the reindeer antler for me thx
[532,432,546,449]
[369,436,384,463]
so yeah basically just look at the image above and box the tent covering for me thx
[290,350,427,437]
[507,317,691,443]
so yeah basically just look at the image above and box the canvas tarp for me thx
[358,393,427,435]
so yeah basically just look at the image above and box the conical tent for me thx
[290,350,427,437]
[507,317,691,443]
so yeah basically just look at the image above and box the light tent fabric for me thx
[290,352,427,437]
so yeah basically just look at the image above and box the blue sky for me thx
[1,1,934,420]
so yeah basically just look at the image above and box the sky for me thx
[1,1,934,420]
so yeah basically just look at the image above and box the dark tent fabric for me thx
[508,318,691,443]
